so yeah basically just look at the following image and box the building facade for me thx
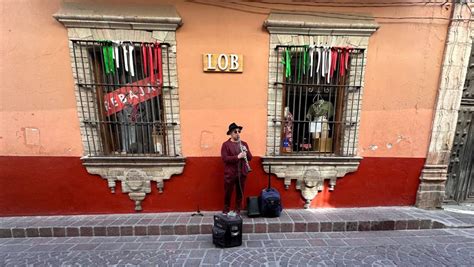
[0,0,472,216]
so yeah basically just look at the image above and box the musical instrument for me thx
[239,140,252,172]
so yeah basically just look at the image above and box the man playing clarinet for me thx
[221,123,253,215]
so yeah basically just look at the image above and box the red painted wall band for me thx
[0,156,424,216]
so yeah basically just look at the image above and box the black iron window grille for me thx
[71,40,177,157]
[272,45,365,156]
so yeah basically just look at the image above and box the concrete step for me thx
[1,207,473,238]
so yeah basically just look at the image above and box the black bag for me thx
[259,165,282,218]
[246,196,260,217]
[212,213,243,248]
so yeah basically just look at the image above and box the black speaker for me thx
[246,196,261,217]
[212,213,242,248]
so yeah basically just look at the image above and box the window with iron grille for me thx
[71,40,177,157]
[271,45,365,156]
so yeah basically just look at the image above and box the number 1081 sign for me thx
[203,53,243,73]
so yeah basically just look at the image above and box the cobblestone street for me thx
[1,228,473,266]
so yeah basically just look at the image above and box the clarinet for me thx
[239,140,252,172]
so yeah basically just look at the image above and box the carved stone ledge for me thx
[54,2,182,31]
[264,11,379,36]
[418,164,448,182]
[82,156,186,211]
[262,156,362,208]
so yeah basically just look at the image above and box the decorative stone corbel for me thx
[262,156,361,208]
[83,157,185,211]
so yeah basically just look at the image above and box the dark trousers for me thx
[223,175,246,213]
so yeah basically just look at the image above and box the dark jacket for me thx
[221,139,253,178]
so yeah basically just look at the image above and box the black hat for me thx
[226,122,243,135]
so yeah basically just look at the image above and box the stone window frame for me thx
[54,3,185,211]
[262,12,378,208]
[69,39,178,157]
[268,42,365,157]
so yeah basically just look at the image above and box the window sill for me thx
[262,155,362,208]
[81,156,186,167]
[262,155,362,165]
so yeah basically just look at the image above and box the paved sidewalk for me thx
[2,207,473,238]
[1,229,473,266]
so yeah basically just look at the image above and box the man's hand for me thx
[238,152,246,159]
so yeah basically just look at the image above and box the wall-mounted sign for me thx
[203,53,243,73]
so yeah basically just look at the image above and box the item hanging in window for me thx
[316,47,321,76]
[142,43,147,77]
[300,45,309,80]
[306,98,334,121]
[279,49,287,79]
[122,43,129,72]
[140,42,163,85]
[330,48,337,79]
[280,45,353,85]
[307,98,334,142]
[147,45,154,83]
[113,41,120,69]
[281,48,292,80]
[101,40,164,116]
[128,44,135,77]
[101,41,115,75]
[309,45,315,77]
[155,42,163,85]
[328,47,333,79]
[283,107,293,153]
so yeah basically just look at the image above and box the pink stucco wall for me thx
[0,0,451,158]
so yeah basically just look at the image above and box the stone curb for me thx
[0,218,447,238]
[2,206,472,239]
